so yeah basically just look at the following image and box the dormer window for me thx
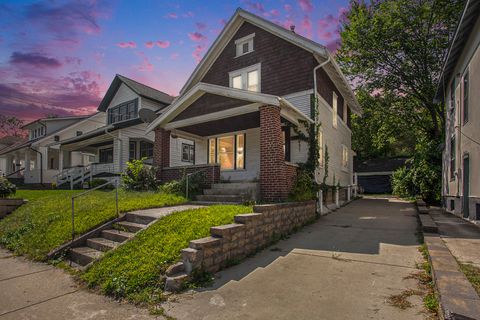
[107,99,138,124]
[235,33,255,57]
[229,63,261,92]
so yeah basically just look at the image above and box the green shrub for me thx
[0,177,16,198]
[289,170,317,201]
[159,170,207,199]
[391,166,414,198]
[122,158,158,192]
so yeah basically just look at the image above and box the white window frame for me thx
[318,129,324,167]
[229,63,261,92]
[342,145,349,171]
[332,92,338,129]
[235,33,255,57]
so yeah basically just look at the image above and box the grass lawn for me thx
[0,189,185,260]
[460,263,480,296]
[81,204,252,304]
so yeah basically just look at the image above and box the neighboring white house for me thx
[0,115,93,184]
[53,74,179,187]
[437,1,480,221]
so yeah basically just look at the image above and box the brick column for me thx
[153,128,170,181]
[259,105,287,202]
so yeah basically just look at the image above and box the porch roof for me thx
[145,82,313,134]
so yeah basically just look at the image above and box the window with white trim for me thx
[235,33,255,57]
[318,129,324,167]
[182,143,195,163]
[342,145,349,169]
[229,64,261,92]
[332,92,338,128]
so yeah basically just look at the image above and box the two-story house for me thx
[53,74,180,187]
[438,0,480,221]
[0,115,92,184]
[146,9,362,202]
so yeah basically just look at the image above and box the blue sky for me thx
[0,0,348,121]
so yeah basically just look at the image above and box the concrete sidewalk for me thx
[163,198,428,320]
[0,250,157,320]
[429,209,480,268]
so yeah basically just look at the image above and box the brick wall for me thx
[259,105,287,201]
[161,164,220,188]
[284,162,298,197]
[179,201,316,275]
[153,128,170,170]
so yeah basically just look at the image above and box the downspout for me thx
[29,146,43,186]
[313,55,331,186]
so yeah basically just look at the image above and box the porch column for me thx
[153,128,170,180]
[58,148,63,171]
[24,149,30,177]
[259,105,287,202]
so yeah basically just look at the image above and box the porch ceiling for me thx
[61,134,113,151]
[178,112,260,136]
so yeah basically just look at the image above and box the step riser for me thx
[125,213,156,225]
[101,230,132,242]
[203,189,250,195]
[212,183,258,189]
[196,195,244,203]
[115,222,145,233]
[86,239,117,252]
[69,251,95,266]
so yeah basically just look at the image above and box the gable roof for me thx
[146,82,312,133]
[22,115,88,130]
[178,8,361,114]
[435,0,480,99]
[98,74,175,112]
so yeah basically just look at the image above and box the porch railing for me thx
[55,163,117,189]
[70,180,119,242]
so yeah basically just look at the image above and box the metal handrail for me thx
[6,167,25,178]
[70,180,119,242]
[185,166,214,199]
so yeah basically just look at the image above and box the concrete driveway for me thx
[163,198,428,320]
[0,250,157,320]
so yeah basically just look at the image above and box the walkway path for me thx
[163,198,428,320]
[0,249,157,320]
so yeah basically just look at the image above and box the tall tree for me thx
[337,0,464,139]
[0,115,25,138]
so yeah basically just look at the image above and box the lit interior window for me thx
[217,136,235,170]
[236,134,245,169]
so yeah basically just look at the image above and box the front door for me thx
[463,154,470,218]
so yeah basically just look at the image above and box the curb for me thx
[416,201,480,319]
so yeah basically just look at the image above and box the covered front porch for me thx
[56,123,154,187]
[148,83,312,202]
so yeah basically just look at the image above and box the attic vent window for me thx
[235,33,255,57]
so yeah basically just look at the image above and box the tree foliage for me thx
[337,0,463,203]
[0,115,25,138]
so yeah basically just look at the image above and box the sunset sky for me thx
[0,0,348,122]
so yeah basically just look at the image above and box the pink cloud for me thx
[195,22,207,30]
[145,41,154,48]
[318,31,334,41]
[167,13,178,19]
[117,41,136,48]
[318,14,338,29]
[245,1,265,13]
[188,32,207,42]
[10,52,62,69]
[300,15,313,39]
[136,53,154,72]
[192,44,206,63]
[156,40,170,48]
[284,4,293,12]
[219,18,227,26]
[298,0,313,13]
[270,9,280,17]
[183,11,194,18]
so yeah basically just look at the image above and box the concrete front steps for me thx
[195,182,259,204]
[68,213,154,267]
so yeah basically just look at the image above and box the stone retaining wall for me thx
[0,198,25,219]
[168,201,316,286]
